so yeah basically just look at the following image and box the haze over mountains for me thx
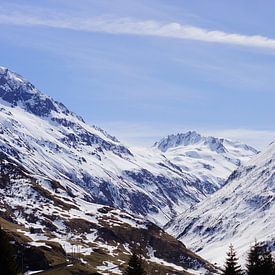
[0,67,273,274]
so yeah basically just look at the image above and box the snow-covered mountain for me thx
[166,140,275,265]
[0,152,217,274]
[154,131,258,192]
[0,67,257,226]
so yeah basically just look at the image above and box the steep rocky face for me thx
[154,131,204,152]
[166,141,275,265]
[0,67,257,226]
[0,152,218,274]
[0,66,73,117]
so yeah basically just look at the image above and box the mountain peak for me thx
[0,67,80,120]
[154,131,228,152]
[154,131,202,151]
[154,131,258,155]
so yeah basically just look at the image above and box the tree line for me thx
[223,242,275,275]
[1,225,274,275]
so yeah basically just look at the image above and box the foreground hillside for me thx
[0,152,217,274]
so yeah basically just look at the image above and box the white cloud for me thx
[1,9,275,50]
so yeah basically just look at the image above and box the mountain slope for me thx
[166,141,275,265]
[0,67,257,226]
[154,131,258,192]
[0,151,218,274]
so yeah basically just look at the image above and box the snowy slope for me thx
[0,67,257,226]
[167,141,275,265]
[0,151,218,274]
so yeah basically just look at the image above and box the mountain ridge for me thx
[154,130,258,154]
[0,67,258,226]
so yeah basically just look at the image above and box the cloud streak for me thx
[1,10,275,50]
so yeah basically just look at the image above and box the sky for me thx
[0,0,274,149]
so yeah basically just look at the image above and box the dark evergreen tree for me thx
[262,248,275,275]
[223,244,242,275]
[0,227,18,275]
[124,252,146,275]
[246,242,275,275]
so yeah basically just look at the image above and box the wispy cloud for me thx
[1,8,275,50]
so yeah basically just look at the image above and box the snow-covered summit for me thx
[154,131,203,152]
[154,131,258,154]
[0,67,130,152]
[153,131,258,191]
[0,67,82,120]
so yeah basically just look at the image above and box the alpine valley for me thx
[0,67,273,274]
[166,140,275,266]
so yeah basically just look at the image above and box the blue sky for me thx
[0,0,274,149]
